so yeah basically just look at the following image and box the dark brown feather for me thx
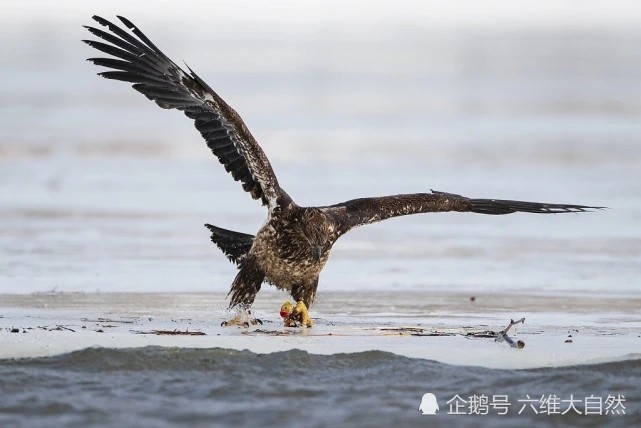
[204,224,254,265]
[322,190,604,234]
[84,15,283,208]
[227,255,264,308]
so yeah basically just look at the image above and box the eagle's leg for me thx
[291,278,319,309]
[222,256,265,327]
[287,279,318,328]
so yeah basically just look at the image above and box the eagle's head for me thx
[299,208,336,262]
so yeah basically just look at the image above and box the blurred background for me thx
[1,0,640,295]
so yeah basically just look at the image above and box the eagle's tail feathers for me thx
[204,224,254,264]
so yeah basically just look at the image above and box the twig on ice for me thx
[495,317,525,349]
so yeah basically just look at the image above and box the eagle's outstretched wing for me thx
[322,190,604,234]
[83,15,287,209]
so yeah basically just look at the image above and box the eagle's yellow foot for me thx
[292,301,313,328]
[280,300,313,328]
[221,309,263,327]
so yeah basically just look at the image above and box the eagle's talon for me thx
[280,300,313,328]
[221,311,262,328]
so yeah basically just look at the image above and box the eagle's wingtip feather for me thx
[117,15,135,29]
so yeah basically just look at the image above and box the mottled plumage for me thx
[84,16,603,313]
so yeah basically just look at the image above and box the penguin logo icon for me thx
[419,393,439,415]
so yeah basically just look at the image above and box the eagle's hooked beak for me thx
[312,245,323,262]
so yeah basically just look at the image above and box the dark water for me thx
[0,347,637,428]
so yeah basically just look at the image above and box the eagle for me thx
[83,16,601,325]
